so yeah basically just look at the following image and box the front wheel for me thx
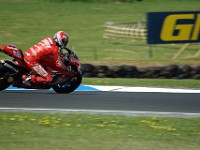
[52,73,82,94]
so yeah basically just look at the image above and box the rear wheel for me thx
[0,63,12,91]
[53,73,82,94]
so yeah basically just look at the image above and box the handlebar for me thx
[64,47,72,54]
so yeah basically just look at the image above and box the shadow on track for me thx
[0,90,101,95]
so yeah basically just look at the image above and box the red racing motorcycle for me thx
[0,44,82,94]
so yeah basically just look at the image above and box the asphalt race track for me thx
[0,89,200,117]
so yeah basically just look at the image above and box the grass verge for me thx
[0,112,200,150]
[82,78,200,88]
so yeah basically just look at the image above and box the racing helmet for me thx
[54,31,69,49]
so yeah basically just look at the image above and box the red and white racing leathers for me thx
[23,37,67,83]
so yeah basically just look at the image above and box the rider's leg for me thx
[23,52,52,83]
[31,64,52,83]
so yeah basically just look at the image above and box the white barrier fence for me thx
[103,21,147,40]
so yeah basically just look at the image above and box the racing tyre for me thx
[53,73,82,94]
[0,63,12,91]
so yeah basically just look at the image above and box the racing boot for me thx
[22,75,36,86]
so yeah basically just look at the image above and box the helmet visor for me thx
[62,38,68,47]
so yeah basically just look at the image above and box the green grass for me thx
[0,112,200,150]
[82,78,200,88]
[0,0,200,64]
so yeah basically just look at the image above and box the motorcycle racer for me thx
[0,31,82,93]
[21,31,70,84]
